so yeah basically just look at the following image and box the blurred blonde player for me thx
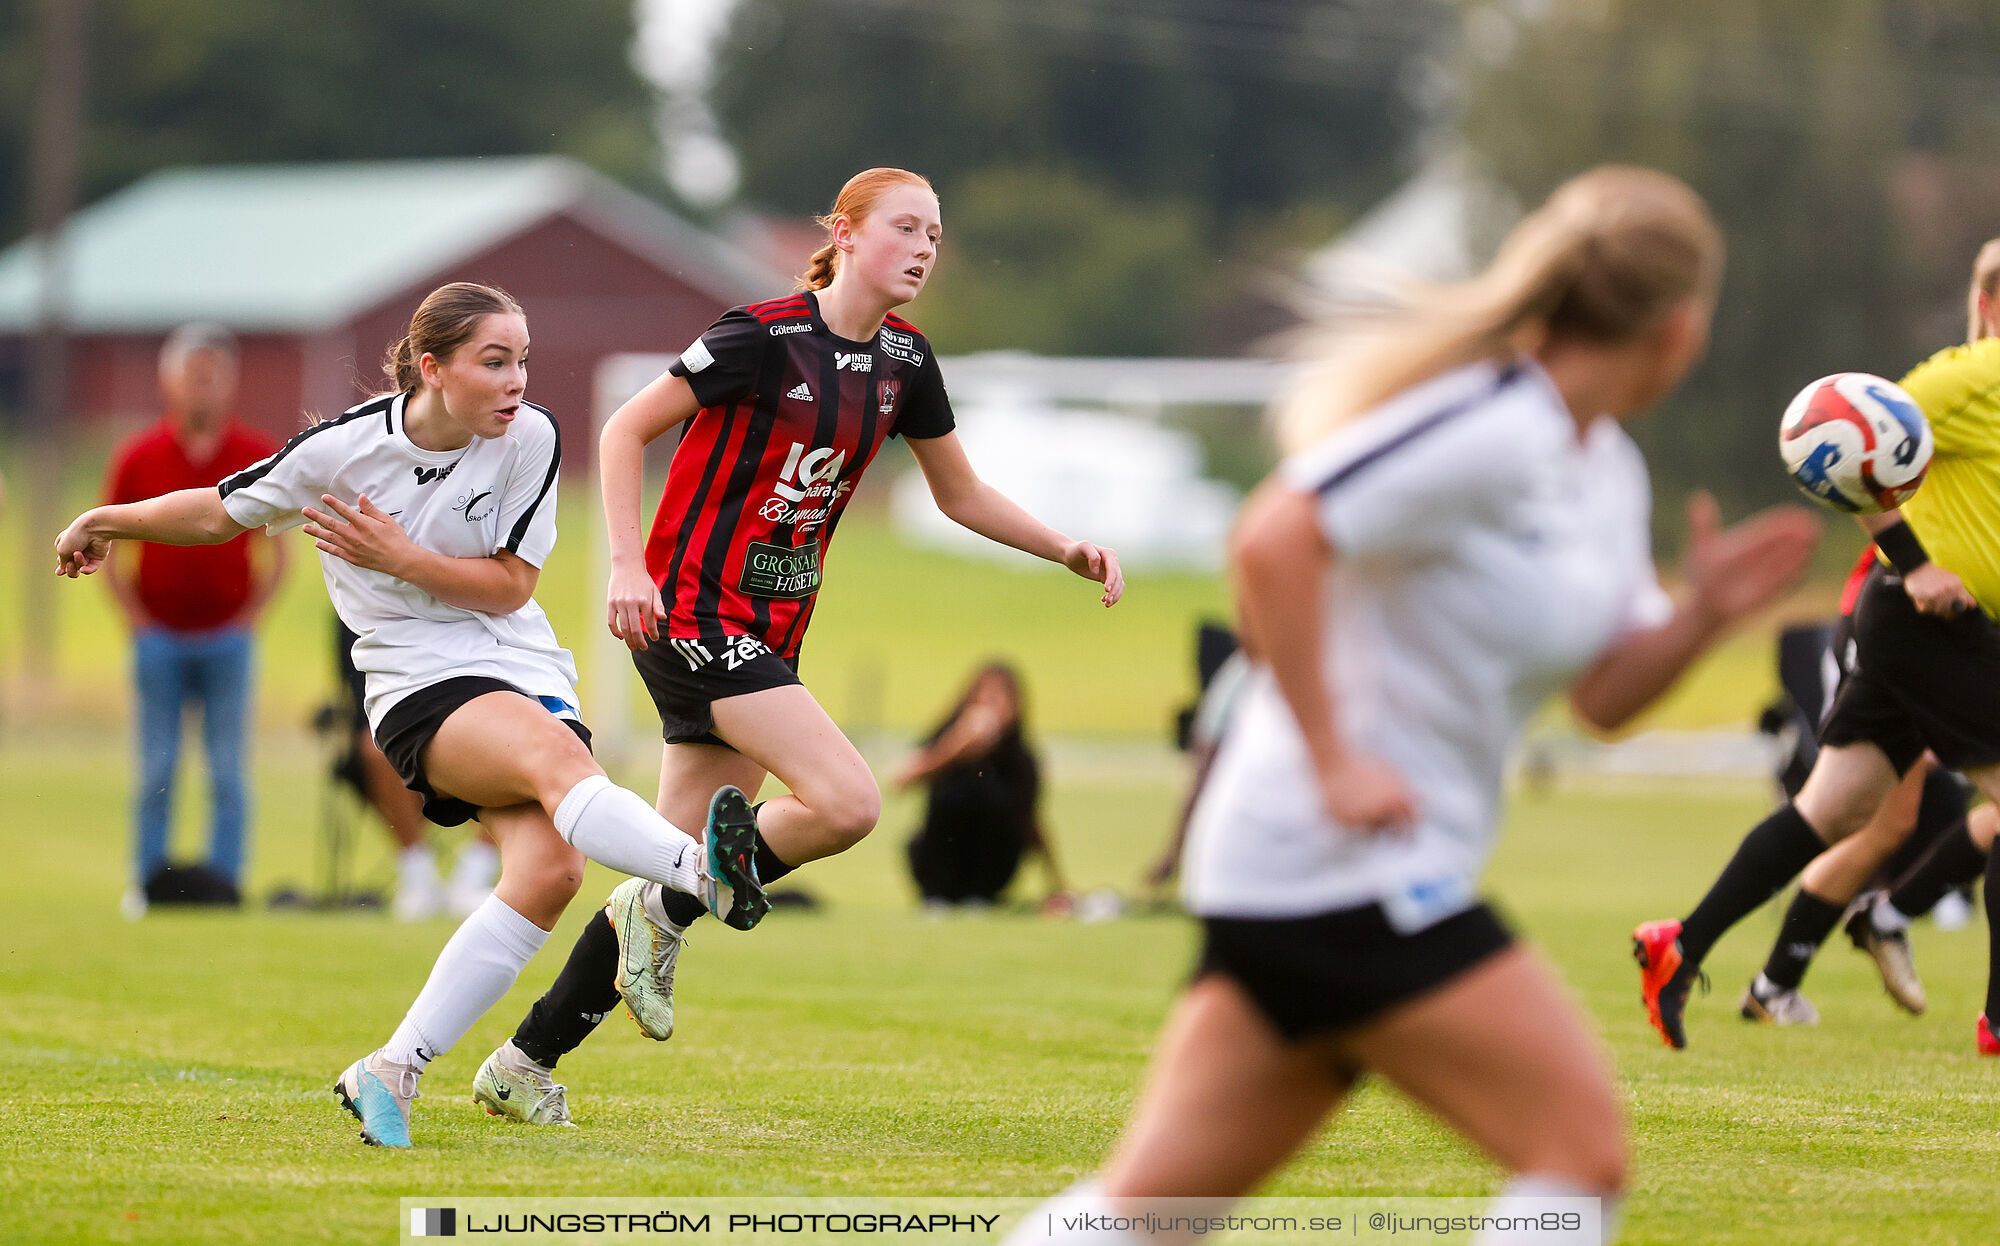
[1005,167,1817,1245]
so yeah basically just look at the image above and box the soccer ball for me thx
[1778,372,1933,514]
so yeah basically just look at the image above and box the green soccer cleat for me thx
[609,877,684,1040]
[472,1039,576,1126]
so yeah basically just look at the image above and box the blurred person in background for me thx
[895,661,1068,910]
[1005,166,1817,1246]
[1636,237,2000,1055]
[1144,622,1250,899]
[473,168,1122,1125]
[104,324,285,911]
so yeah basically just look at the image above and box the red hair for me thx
[796,168,937,291]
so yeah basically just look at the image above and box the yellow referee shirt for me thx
[1899,336,2000,617]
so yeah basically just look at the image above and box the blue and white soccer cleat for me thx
[333,1051,420,1148]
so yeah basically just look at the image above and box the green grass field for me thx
[4,732,1999,1245]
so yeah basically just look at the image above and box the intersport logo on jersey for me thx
[759,442,851,532]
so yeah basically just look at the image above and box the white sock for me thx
[398,844,438,886]
[447,840,499,893]
[1751,972,1780,999]
[1872,891,1912,934]
[1472,1174,1619,1245]
[551,775,701,894]
[382,895,550,1068]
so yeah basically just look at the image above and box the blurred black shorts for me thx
[1196,901,1513,1041]
[373,676,591,826]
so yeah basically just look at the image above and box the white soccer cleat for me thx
[608,878,684,1040]
[1846,895,1928,1015]
[1739,977,1820,1027]
[472,1039,576,1126]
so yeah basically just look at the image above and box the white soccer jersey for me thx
[219,392,578,730]
[1181,360,1671,929]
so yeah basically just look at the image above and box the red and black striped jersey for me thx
[648,290,955,658]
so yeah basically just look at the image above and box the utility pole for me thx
[19,0,86,711]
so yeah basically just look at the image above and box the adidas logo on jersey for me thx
[786,382,814,401]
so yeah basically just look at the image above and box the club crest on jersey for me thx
[453,487,496,522]
[879,327,923,366]
[878,380,899,415]
[835,352,873,373]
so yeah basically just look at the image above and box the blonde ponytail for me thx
[1277,165,1721,454]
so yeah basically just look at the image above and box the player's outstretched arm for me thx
[1569,492,1819,732]
[54,487,248,578]
[907,431,1124,607]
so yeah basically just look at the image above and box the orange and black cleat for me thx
[1978,1013,2000,1057]
[1632,919,1698,1050]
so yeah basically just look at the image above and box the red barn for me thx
[0,156,783,452]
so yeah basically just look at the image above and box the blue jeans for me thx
[132,626,254,885]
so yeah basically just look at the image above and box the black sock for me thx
[512,910,621,1069]
[754,827,795,884]
[1678,803,1827,969]
[659,883,709,926]
[1888,819,1988,919]
[1985,844,2000,1022]
[1759,889,1845,991]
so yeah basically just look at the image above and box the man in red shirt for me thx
[103,324,286,909]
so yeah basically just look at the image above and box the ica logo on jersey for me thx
[759,441,852,532]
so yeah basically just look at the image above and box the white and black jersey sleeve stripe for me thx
[498,402,561,566]
[218,394,395,533]
[1281,364,1551,562]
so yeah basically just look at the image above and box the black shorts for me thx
[373,676,592,826]
[335,619,366,727]
[1819,566,2000,776]
[1196,901,1514,1041]
[630,633,802,748]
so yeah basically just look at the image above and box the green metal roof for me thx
[0,156,779,333]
